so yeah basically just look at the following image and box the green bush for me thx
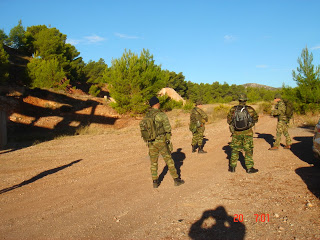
[159,95,183,111]
[88,84,101,97]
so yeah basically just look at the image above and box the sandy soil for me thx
[0,110,319,240]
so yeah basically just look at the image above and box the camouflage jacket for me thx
[227,103,259,135]
[271,100,288,122]
[190,107,208,124]
[148,108,171,141]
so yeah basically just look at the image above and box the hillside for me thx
[242,83,279,90]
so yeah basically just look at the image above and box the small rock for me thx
[279,226,284,231]
[306,202,313,208]
[274,213,279,218]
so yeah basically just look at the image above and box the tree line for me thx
[1,21,319,114]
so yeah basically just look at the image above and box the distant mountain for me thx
[242,83,279,90]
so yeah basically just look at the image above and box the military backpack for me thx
[283,100,294,120]
[139,111,158,142]
[232,105,253,131]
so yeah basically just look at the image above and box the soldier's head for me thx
[238,93,247,104]
[149,96,160,109]
[274,93,282,102]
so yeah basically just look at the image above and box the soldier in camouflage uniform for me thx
[146,96,185,188]
[227,94,259,173]
[190,101,208,153]
[269,94,292,150]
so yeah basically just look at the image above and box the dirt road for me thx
[0,112,319,239]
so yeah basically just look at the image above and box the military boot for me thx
[228,166,236,173]
[153,179,159,188]
[283,145,291,149]
[174,178,185,186]
[192,145,197,153]
[246,167,259,174]
[198,145,207,153]
[268,146,279,150]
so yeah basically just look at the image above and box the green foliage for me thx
[27,57,67,89]
[159,95,183,111]
[103,49,165,113]
[164,70,188,97]
[33,27,66,61]
[84,58,107,84]
[7,20,26,50]
[0,43,9,84]
[88,84,101,96]
[182,101,195,112]
[292,46,320,105]
[0,29,8,44]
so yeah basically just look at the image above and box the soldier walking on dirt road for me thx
[140,96,185,188]
[189,101,208,153]
[269,93,292,150]
[227,94,259,174]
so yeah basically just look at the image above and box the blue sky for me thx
[1,0,319,88]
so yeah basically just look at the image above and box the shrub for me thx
[257,102,272,115]
[208,104,230,123]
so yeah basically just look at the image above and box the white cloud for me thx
[115,32,139,39]
[311,45,320,50]
[66,35,106,45]
[256,65,268,68]
[84,35,106,43]
[224,35,236,42]
[66,39,81,45]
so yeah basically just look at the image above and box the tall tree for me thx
[164,70,187,97]
[0,29,8,44]
[292,46,320,104]
[7,20,26,49]
[104,49,165,113]
[84,58,107,84]
[0,43,9,84]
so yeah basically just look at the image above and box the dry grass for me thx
[291,112,320,128]
[207,104,231,124]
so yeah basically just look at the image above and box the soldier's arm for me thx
[227,107,235,125]
[248,106,259,123]
[199,108,208,122]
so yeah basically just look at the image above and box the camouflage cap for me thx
[238,93,248,101]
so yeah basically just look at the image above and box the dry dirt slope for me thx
[0,113,319,240]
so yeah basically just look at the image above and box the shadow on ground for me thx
[0,159,82,195]
[158,148,186,184]
[1,88,118,152]
[189,206,246,240]
[295,166,320,199]
[255,132,275,148]
[291,136,315,164]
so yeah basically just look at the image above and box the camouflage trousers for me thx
[230,133,254,169]
[148,140,178,180]
[274,121,292,147]
[192,126,205,146]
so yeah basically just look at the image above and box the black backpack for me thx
[232,105,253,131]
